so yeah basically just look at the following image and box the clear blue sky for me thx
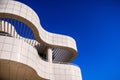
[17,0,120,80]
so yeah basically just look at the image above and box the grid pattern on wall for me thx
[0,0,82,80]
[0,36,82,80]
[0,0,77,62]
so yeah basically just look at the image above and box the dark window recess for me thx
[34,45,47,61]
[0,31,12,37]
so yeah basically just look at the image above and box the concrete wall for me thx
[0,36,82,80]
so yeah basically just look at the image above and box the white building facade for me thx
[0,0,82,80]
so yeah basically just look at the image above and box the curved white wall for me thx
[0,0,82,80]
[0,0,77,62]
[0,36,82,80]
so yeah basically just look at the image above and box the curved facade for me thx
[0,0,82,80]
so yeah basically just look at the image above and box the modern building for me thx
[0,0,82,80]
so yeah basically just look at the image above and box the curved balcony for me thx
[0,20,74,62]
[0,0,77,62]
[0,0,82,80]
[0,36,82,80]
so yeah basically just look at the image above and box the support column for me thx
[47,48,53,63]
[47,48,54,79]
[0,21,2,31]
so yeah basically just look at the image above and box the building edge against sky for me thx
[0,0,82,80]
